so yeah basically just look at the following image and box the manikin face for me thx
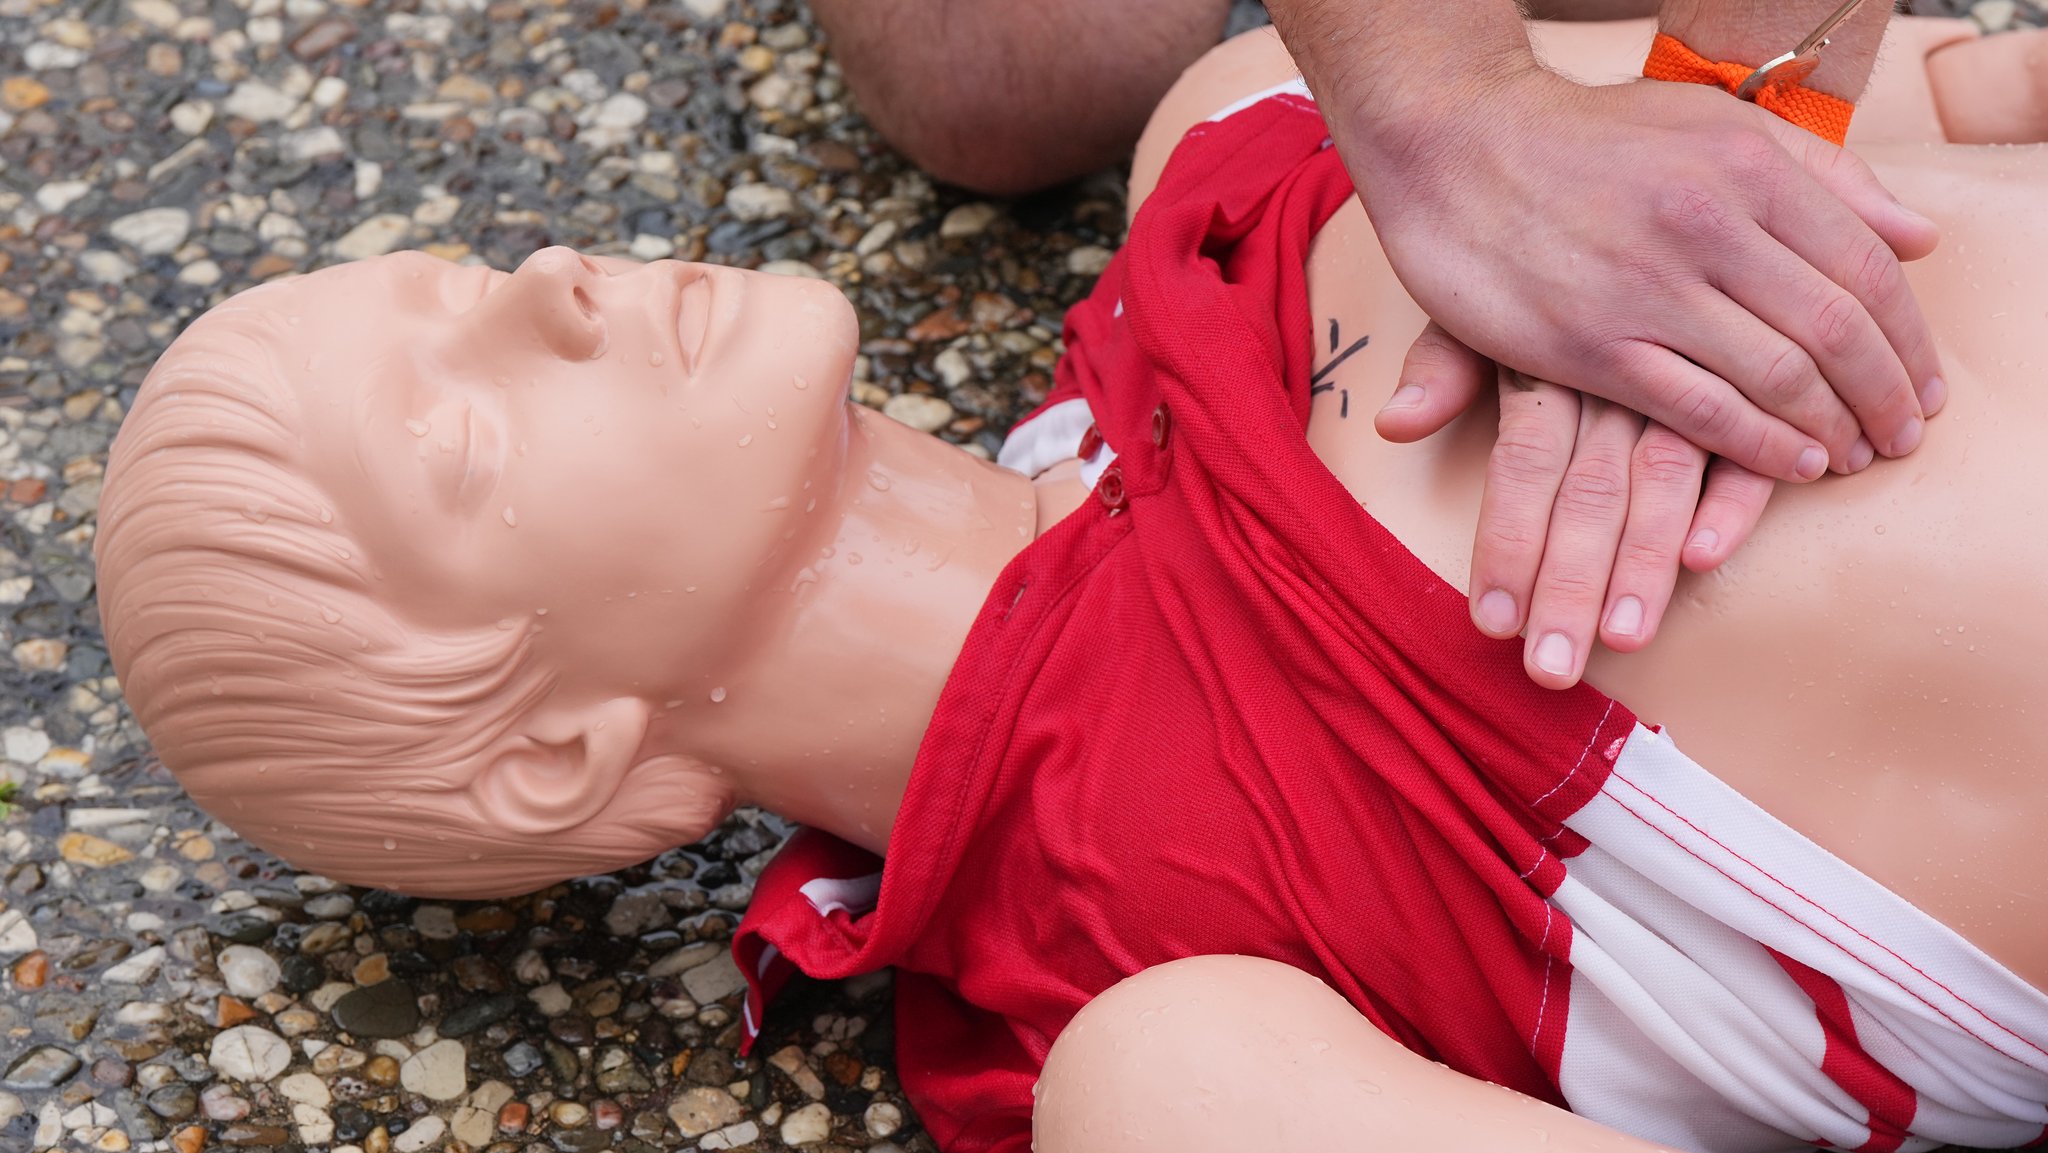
[283,247,862,692]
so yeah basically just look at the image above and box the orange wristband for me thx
[1642,32,1855,146]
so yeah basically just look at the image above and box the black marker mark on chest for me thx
[1311,319,1370,417]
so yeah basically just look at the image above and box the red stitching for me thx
[1603,768,2048,1063]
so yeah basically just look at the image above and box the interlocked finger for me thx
[1521,395,1645,689]
[1598,423,1708,654]
[1470,369,1582,644]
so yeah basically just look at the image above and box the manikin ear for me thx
[469,695,654,838]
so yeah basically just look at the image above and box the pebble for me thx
[332,979,420,1038]
[13,639,71,673]
[1067,245,1115,277]
[209,1027,291,1083]
[218,944,282,998]
[277,1071,331,1106]
[726,184,796,222]
[223,81,298,122]
[106,208,193,257]
[333,215,413,261]
[399,1039,467,1101]
[391,1114,445,1153]
[1975,0,2020,29]
[865,1101,904,1137]
[11,950,49,987]
[3,1048,81,1091]
[941,202,1001,239]
[668,1087,745,1137]
[58,832,134,867]
[781,1102,833,1145]
[882,393,957,434]
[200,1083,251,1122]
[700,1120,759,1150]
[102,944,164,983]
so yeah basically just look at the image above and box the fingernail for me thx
[1476,588,1518,636]
[1846,436,1874,473]
[1688,528,1720,557]
[1890,416,1924,456]
[1382,384,1427,411]
[1920,376,1947,417]
[1532,632,1574,677]
[1796,445,1828,481]
[1606,595,1644,639]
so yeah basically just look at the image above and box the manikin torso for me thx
[1121,19,2048,989]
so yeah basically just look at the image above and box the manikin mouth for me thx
[675,268,714,373]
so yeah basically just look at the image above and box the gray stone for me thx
[107,208,192,256]
[331,979,419,1038]
[2,1048,80,1091]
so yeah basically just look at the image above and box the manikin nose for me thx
[493,246,609,361]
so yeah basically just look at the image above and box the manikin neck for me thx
[656,404,1042,856]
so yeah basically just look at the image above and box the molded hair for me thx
[96,270,635,895]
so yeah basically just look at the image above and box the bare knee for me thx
[811,0,1230,194]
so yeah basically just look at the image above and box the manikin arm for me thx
[1034,955,1674,1153]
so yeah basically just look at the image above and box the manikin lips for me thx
[675,269,714,373]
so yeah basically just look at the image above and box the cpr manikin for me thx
[95,17,2048,1153]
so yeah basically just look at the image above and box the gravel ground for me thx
[1,0,2043,1150]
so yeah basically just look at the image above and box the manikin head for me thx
[97,248,864,897]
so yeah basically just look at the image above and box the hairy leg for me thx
[1926,27,2048,142]
[1034,955,1673,1153]
[1525,0,1660,18]
[809,0,1232,195]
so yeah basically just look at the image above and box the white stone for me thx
[24,42,87,69]
[139,864,182,893]
[0,908,37,957]
[467,1080,514,1113]
[210,1026,291,1083]
[128,0,181,28]
[855,221,897,257]
[107,207,191,256]
[294,1102,334,1145]
[218,944,282,998]
[282,126,345,161]
[102,945,165,984]
[585,92,647,129]
[75,248,130,283]
[352,160,383,200]
[36,181,91,214]
[412,193,461,227]
[725,183,794,222]
[332,214,411,261]
[67,807,152,830]
[648,942,723,978]
[527,982,572,1016]
[933,347,972,389]
[311,76,349,109]
[865,1101,903,1137]
[680,0,724,18]
[667,1087,744,1138]
[628,233,674,261]
[768,1046,826,1100]
[1066,245,1114,277]
[223,80,299,122]
[1973,0,2018,31]
[940,202,1000,240]
[277,1072,330,1107]
[399,1039,466,1101]
[175,258,223,287]
[391,1113,445,1152]
[0,1091,21,1133]
[882,393,955,435]
[169,100,214,135]
[780,1103,832,1145]
[449,1106,492,1147]
[4,726,52,766]
[698,1120,759,1150]
[757,259,823,280]
[680,952,747,1004]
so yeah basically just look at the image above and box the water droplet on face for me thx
[502,506,518,526]
[317,507,333,524]
[320,607,342,624]
[383,838,397,851]
[792,566,818,590]
[709,686,728,703]
[867,468,892,492]
[766,496,790,510]
[847,552,863,566]
[649,352,665,367]
[793,375,809,390]
[405,419,431,437]
[737,434,753,447]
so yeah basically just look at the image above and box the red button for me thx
[1150,404,1171,449]
[1077,423,1104,462]
[1096,464,1126,514]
